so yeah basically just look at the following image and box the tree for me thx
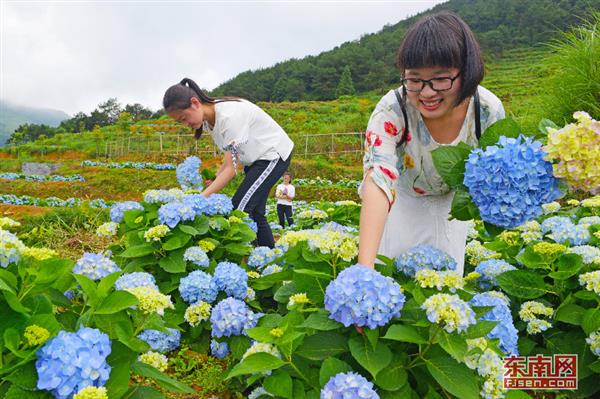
[336,66,356,98]
[124,103,153,121]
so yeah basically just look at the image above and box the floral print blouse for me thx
[360,86,505,207]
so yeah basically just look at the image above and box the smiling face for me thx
[403,66,462,121]
[283,174,291,184]
[167,97,205,130]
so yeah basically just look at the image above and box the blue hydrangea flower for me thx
[321,372,379,399]
[176,156,203,190]
[214,262,248,300]
[541,216,573,234]
[470,292,519,355]
[205,194,234,215]
[579,216,600,228]
[248,246,278,269]
[475,259,517,289]
[0,229,25,268]
[109,201,144,223]
[324,264,405,329]
[464,135,561,229]
[210,339,230,358]
[179,270,218,304]
[158,201,196,228]
[319,221,358,234]
[115,272,157,290]
[73,252,120,281]
[551,223,591,245]
[137,328,181,353]
[210,297,262,337]
[183,247,210,268]
[36,327,111,399]
[396,244,457,277]
[568,245,600,264]
[182,194,209,215]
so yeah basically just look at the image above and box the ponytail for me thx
[163,78,240,139]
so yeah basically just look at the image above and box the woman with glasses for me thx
[357,11,505,274]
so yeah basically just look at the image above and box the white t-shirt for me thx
[203,100,294,166]
[276,183,295,206]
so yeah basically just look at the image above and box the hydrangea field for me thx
[0,112,599,399]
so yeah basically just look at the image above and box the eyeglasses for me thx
[401,73,460,92]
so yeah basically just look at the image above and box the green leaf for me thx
[246,326,276,343]
[554,303,585,325]
[97,272,122,297]
[74,274,99,305]
[497,270,547,299]
[3,291,31,314]
[424,349,479,399]
[132,361,195,393]
[515,247,546,269]
[538,118,559,134]
[158,249,186,273]
[0,277,16,295]
[431,142,472,188]
[582,308,600,334]
[437,331,468,362]
[319,357,352,387]
[574,290,598,301]
[224,242,252,255]
[296,332,348,360]
[273,281,297,303]
[162,234,190,251]
[348,336,392,379]
[549,253,583,280]
[229,335,251,359]
[96,291,139,314]
[479,117,521,149]
[383,324,427,344]
[0,269,18,291]
[178,224,200,236]
[264,369,294,399]
[450,190,479,221]
[126,386,166,399]
[300,311,343,331]
[120,244,156,258]
[3,361,39,390]
[465,320,498,339]
[106,342,138,399]
[293,269,332,280]
[374,358,408,391]
[226,353,286,379]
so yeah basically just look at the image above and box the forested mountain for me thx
[210,0,600,102]
[0,101,69,145]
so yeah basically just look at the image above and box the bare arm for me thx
[201,152,236,196]
[357,172,390,268]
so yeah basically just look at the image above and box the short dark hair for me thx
[283,171,292,183]
[396,11,484,106]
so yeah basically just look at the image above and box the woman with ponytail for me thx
[163,78,294,248]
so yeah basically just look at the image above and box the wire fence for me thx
[97,132,366,159]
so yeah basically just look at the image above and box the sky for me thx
[1,0,445,116]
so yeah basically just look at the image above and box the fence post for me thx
[331,133,334,155]
[304,135,308,158]
[160,134,163,152]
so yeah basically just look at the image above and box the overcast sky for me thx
[1,0,444,116]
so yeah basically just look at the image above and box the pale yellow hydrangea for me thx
[23,325,50,347]
[228,216,243,224]
[464,271,481,282]
[542,201,561,214]
[544,111,600,194]
[335,200,358,206]
[73,387,108,399]
[296,209,328,220]
[138,351,168,372]
[184,301,211,327]
[465,338,488,370]
[414,269,464,292]
[243,342,281,360]
[579,271,600,295]
[517,220,543,244]
[533,242,567,258]
[126,286,174,315]
[581,196,600,208]
[519,301,554,322]
[197,239,217,252]
[0,217,20,229]
[22,247,58,261]
[247,271,260,279]
[144,225,170,242]
[481,377,505,399]
[270,328,284,338]
[96,222,119,237]
[288,293,310,307]
[246,287,256,302]
[567,199,580,206]
[498,231,520,246]
[465,240,501,266]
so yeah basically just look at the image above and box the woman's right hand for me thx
[357,173,390,268]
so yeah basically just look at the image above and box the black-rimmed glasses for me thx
[401,74,460,92]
